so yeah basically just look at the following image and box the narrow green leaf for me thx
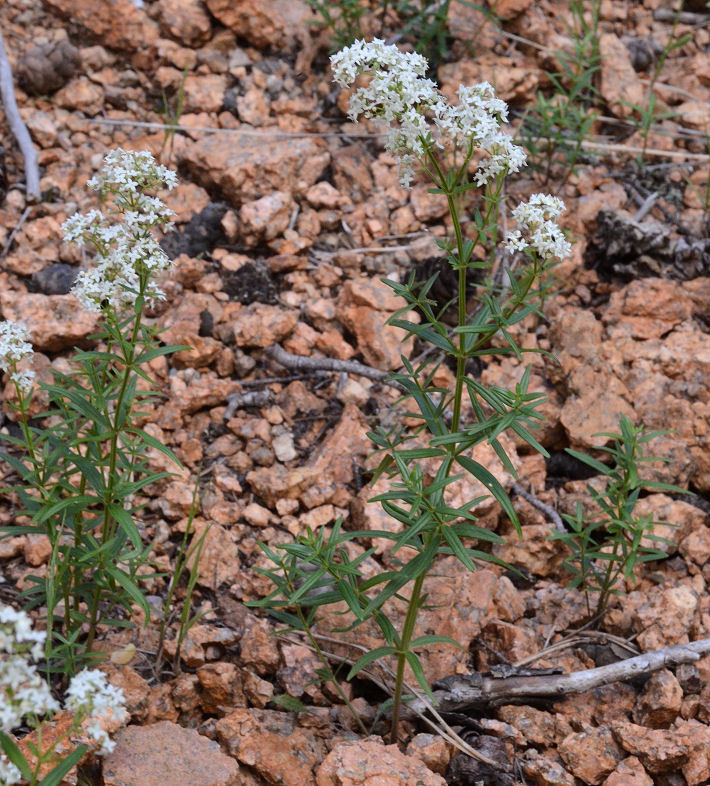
[455,454,519,532]
[0,732,32,779]
[346,646,397,680]
[38,745,89,786]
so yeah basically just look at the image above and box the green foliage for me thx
[253,44,565,740]
[520,0,601,187]
[307,0,499,67]
[551,415,688,619]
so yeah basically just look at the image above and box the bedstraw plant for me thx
[0,150,184,675]
[0,605,128,786]
[252,39,571,742]
[551,415,687,620]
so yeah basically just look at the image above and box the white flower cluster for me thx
[505,193,572,260]
[0,321,35,393]
[65,669,128,755]
[0,604,128,783]
[0,607,57,783]
[330,39,526,188]
[63,149,177,313]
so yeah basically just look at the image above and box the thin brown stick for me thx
[416,637,710,713]
[265,344,406,391]
[0,29,40,202]
[512,481,565,533]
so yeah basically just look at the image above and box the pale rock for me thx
[158,0,212,46]
[602,278,694,340]
[0,292,98,351]
[21,110,58,148]
[233,304,298,347]
[163,623,239,669]
[182,73,227,114]
[242,502,274,527]
[272,428,297,462]
[165,182,211,223]
[602,756,653,786]
[497,705,562,747]
[635,494,706,556]
[521,750,576,786]
[331,145,374,199]
[205,0,313,50]
[217,708,328,786]
[197,662,246,714]
[676,100,710,130]
[102,721,240,786]
[316,738,446,786]
[159,292,223,367]
[558,727,623,784]
[4,215,64,276]
[43,0,159,52]
[493,523,566,577]
[23,535,51,567]
[633,669,683,729]
[599,34,645,118]
[242,670,274,708]
[633,584,698,650]
[439,56,539,104]
[489,0,533,17]
[680,524,710,566]
[188,522,240,591]
[236,88,271,126]
[305,181,344,210]
[240,192,295,244]
[405,734,451,775]
[559,365,635,450]
[180,133,329,203]
[53,77,105,115]
[247,464,319,508]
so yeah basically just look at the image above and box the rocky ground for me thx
[1,0,710,784]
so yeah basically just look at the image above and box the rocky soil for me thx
[1,0,710,784]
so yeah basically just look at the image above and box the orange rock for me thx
[180,130,329,204]
[633,669,683,729]
[157,0,212,46]
[316,738,446,786]
[204,0,311,50]
[559,727,623,785]
[599,33,645,118]
[602,756,653,786]
[218,708,328,786]
[0,292,98,351]
[103,721,240,786]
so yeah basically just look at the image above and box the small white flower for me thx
[508,194,571,260]
[65,149,178,313]
[9,369,35,394]
[65,669,128,727]
[0,323,33,374]
[330,40,525,189]
[0,753,22,785]
[505,230,527,252]
[0,606,45,660]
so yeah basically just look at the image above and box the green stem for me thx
[86,298,144,653]
[390,570,426,743]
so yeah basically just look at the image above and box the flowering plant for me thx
[255,40,571,741]
[0,150,184,673]
[0,605,128,786]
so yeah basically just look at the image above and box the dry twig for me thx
[0,29,40,201]
[415,637,710,714]
[265,344,406,391]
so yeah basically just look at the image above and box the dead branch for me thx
[0,29,40,202]
[265,344,406,391]
[512,481,565,533]
[414,637,710,714]
[224,389,273,420]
